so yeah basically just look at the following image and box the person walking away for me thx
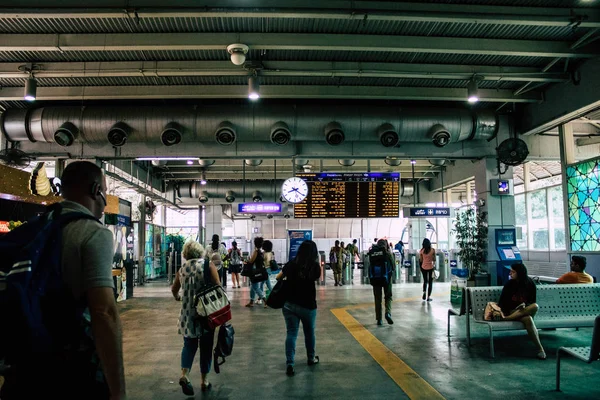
[556,256,594,284]
[245,237,267,307]
[206,234,227,288]
[329,240,343,286]
[171,240,221,394]
[420,238,436,302]
[395,240,405,266]
[276,240,322,376]
[262,240,276,308]
[346,239,359,282]
[498,263,546,359]
[0,161,126,400]
[368,239,395,325]
[227,241,243,288]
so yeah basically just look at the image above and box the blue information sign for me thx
[288,230,312,261]
[407,207,451,217]
[238,203,282,213]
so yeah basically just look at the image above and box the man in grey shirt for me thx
[59,161,126,400]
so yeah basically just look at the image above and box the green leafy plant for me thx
[452,207,488,279]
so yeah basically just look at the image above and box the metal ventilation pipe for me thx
[215,121,236,146]
[161,122,183,146]
[377,123,399,147]
[107,122,130,147]
[324,122,345,146]
[245,159,263,166]
[429,124,451,147]
[270,121,292,146]
[54,122,78,147]
[401,181,415,197]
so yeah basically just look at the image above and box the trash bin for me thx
[450,267,468,306]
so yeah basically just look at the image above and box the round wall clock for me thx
[281,177,308,204]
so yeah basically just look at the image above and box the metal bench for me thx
[556,315,600,391]
[467,284,600,358]
[447,287,468,338]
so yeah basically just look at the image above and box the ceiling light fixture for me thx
[200,171,207,185]
[410,159,417,165]
[24,76,37,101]
[186,160,194,165]
[248,76,260,100]
[467,77,479,103]
[227,43,249,66]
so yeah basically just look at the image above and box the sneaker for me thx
[385,313,394,325]
[179,377,194,396]
[307,356,320,366]
[286,365,295,376]
[377,319,383,326]
[427,298,433,302]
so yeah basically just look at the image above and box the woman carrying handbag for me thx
[275,240,321,377]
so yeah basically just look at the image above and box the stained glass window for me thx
[566,158,600,252]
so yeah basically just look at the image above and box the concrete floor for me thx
[120,277,599,400]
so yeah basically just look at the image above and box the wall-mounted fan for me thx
[496,137,529,167]
[0,148,32,169]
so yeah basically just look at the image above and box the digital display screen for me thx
[294,173,400,218]
[496,229,516,246]
[498,180,510,194]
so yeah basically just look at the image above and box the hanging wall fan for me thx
[0,148,32,169]
[496,138,529,166]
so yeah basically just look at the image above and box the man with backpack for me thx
[368,239,395,326]
[0,161,126,400]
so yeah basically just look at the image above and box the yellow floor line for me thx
[331,304,446,400]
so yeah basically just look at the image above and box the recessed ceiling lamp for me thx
[248,76,260,100]
[467,77,479,103]
[24,76,37,101]
[227,43,249,66]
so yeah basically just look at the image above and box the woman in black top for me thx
[498,263,546,359]
[276,240,321,376]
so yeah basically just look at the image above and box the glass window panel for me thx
[514,194,527,249]
[528,190,547,220]
[533,230,549,250]
[528,190,548,250]
[548,185,566,250]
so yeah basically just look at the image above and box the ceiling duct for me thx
[176,181,202,199]
[245,159,263,167]
[108,122,130,147]
[338,159,355,166]
[377,123,399,148]
[429,124,451,147]
[270,121,292,146]
[199,190,209,203]
[384,157,402,167]
[324,122,345,146]
[161,122,183,146]
[252,190,263,202]
[198,159,215,168]
[54,122,78,147]
[225,190,236,203]
[401,181,415,197]
[1,106,497,147]
[215,121,236,146]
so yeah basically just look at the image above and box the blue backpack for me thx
[0,204,98,369]
[368,245,391,286]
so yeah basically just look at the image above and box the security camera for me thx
[267,214,273,219]
[252,190,263,202]
[284,214,291,219]
[227,43,249,66]
[250,215,256,220]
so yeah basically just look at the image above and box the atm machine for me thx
[495,228,522,285]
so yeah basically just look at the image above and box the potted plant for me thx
[452,207,488,283]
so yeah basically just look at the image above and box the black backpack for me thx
[368,245,391,286]
[213,323,235,373]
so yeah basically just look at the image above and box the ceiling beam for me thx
[0,85,542,102]
[0,33,597,58]
[2,1,600,28]
[0,61,570,83]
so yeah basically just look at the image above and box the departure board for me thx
[293,173,400,218]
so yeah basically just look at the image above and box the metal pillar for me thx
[558,123,575,259]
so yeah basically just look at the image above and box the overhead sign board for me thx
[238,203,282,213]
[404,207,452,218]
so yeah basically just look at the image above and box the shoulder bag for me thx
[266,278,288,309]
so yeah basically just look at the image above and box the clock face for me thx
[281,177,309,204]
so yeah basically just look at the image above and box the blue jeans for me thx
[250,281,265,301]
[282,302,317,366]
[262,276,273,293]
[181,332,214,374]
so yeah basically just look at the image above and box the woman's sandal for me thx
[201,382,212,392]
[179,377,194,396]
[537,351,547,360]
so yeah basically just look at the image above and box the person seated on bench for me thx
[498,263,547,360]
[556,256,594,284]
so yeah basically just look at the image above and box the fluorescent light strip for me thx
[136,157,199,161]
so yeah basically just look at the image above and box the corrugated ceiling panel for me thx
[0,49,229,63]
[393,0,595,7]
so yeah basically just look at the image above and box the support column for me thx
[204,204,223,246]
[137,197,146,286]
[558,123,575,259]
[55,159,66,178]
[474,158,516,285]
[198,205,205,244]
